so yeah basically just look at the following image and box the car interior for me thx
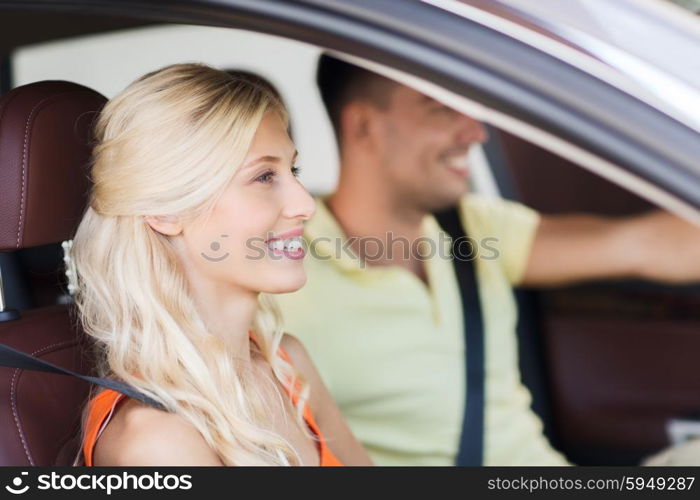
[488,129,700,465]
[0,9,699,466]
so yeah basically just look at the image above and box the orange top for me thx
[82,342,343,466]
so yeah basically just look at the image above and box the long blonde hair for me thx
[70,63,311,465]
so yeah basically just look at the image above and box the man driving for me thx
[276,55,700,465]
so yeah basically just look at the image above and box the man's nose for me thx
[455,114,488,145]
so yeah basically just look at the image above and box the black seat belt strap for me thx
[0,342,165,410]
[434,206,486,466]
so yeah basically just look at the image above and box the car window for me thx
[13,24,338,196]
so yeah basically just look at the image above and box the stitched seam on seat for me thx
[16,89,84,249]
[10,339,78,466]
[16,98,46,248]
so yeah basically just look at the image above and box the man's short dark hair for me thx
[316,54,395,142]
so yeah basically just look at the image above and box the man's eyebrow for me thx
[242,150,299,170]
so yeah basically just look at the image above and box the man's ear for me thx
[341,101,383,148]
[143,215,183,236]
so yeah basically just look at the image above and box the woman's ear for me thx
[143,215,183,236]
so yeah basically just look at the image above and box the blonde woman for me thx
[71,63,372,466]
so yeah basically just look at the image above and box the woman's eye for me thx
[254,165,300,184]
[255,170,275,184]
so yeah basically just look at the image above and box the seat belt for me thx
[434,206,485,466]
[0,341,165,410]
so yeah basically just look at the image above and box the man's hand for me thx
[520,210,700,287]
[629,210,700,283]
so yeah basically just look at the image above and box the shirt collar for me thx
[304,196,363,273]
[304,196,450,274]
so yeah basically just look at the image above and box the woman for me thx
[70,63,372,466]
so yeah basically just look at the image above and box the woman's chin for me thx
[260,273,307,295]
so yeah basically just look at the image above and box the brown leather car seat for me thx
[0,80,106,465]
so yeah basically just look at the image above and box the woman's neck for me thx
[186,273,259,363]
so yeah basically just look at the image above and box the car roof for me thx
[2,1,698,128]
[437,0,700,131]
[2,0,699,218]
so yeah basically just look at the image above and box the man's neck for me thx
[326,176,429,283]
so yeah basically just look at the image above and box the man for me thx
[275,55,700,465]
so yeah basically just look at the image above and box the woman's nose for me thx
[283,180,316,221]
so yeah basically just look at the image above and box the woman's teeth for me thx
[268,236,303,253]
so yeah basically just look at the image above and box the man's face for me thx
[375,84,487,212]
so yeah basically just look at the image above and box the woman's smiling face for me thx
[166,111,316,296]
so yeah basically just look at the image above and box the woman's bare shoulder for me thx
[280,333,374,465]
[279,334,311,369]
[280,335,319,396]
[94,397,224,466]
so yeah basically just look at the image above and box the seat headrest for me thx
[0,81,106,251]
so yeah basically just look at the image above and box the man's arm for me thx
[520,210,700,287]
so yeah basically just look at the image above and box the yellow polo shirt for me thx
[275,194,570,466]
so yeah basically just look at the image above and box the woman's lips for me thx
[266,227,303,242]
[269,245,305,260]
[267,233,305,260]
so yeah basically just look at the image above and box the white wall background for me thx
[13,24,339,195]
